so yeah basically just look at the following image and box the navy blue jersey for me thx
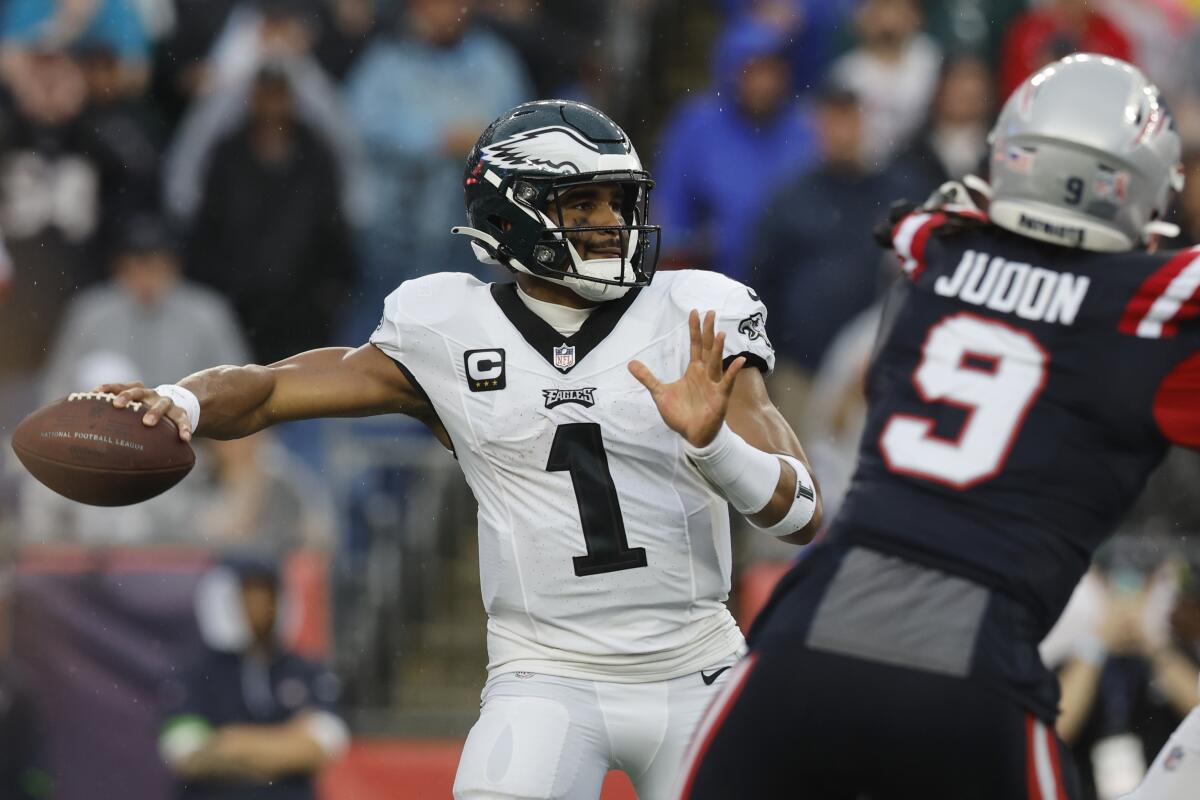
[838,209,1200,635]
[161,649,341,800]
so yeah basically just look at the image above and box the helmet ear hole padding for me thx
[513,181,539,205]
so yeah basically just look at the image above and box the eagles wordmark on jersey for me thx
[371,268,775,683]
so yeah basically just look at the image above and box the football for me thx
[11,392,195,506]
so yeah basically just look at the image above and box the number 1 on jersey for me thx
[547,423,649,576]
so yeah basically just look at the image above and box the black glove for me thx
[873,200,916,248]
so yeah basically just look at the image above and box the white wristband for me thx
[302,710,351,758]
[750,454,817,537]
[154,384,200,432]
[1073,633,1108,667]
[683,424,781,515]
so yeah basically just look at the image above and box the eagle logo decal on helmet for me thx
[481,126,612,176]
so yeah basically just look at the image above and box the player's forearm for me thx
[725,385,823,544]
[1149,646,1200,717]
[687,423,822,544]
[1054,657,1103,743]
[149,346,418,440]
[179,364,279,440]
[747,458,824,544]
[211,723,330,778]
[177,747,263,782]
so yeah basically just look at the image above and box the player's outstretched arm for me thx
[724,364,823,545]
[629,310,822,545]
[97,344,427,441]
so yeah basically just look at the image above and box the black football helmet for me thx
[452,100,660,301]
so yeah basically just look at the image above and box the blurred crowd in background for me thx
[0,0,1197,797]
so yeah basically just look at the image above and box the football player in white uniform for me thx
[100,100,823,799]
[1123,702,1200,799]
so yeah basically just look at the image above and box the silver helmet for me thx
[988,53,1183,252]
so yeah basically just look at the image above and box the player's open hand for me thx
[93,381,193,442]
[629,309,745,448]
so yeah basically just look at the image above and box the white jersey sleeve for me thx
[666,270,776,375]
[368,272,482,401]
[369,279,429,366]
[1126,706,1200,800]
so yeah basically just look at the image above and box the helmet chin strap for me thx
[502,256,633,303]
[562,261,632,302]
[451,225,632,301]
[560,238,637,302]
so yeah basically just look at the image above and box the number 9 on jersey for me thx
[880,313,1048,489]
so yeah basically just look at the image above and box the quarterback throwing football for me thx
[101,100,822,799]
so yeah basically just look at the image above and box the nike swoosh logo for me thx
[700,666,732,686]
[746,288,760,302]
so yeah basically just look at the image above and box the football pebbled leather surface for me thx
[11,392,195,506]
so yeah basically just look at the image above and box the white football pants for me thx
[1121,706,1200,800]
[452,661,735,800]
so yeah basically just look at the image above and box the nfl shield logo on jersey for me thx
[553,343,576,371]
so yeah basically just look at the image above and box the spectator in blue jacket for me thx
[2,0,147,60]
[746,86,914,426]
[0,0,149,93]
[654,19,816,281]
[341,0,531,342]
[715,0,857,93]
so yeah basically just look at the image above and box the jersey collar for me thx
[490,282,642,374]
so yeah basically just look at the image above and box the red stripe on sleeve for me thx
[944,206,988,223]
[1026,714,1042,800]
[1118,249,1200,336]
[907,212,947,282]
[1044,725,1068,800]
[1171,289,1200,335]
[1154,351,1200,448]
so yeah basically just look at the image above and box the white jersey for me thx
[370,269,776,683]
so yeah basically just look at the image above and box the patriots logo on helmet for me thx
[481,126,615,176]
